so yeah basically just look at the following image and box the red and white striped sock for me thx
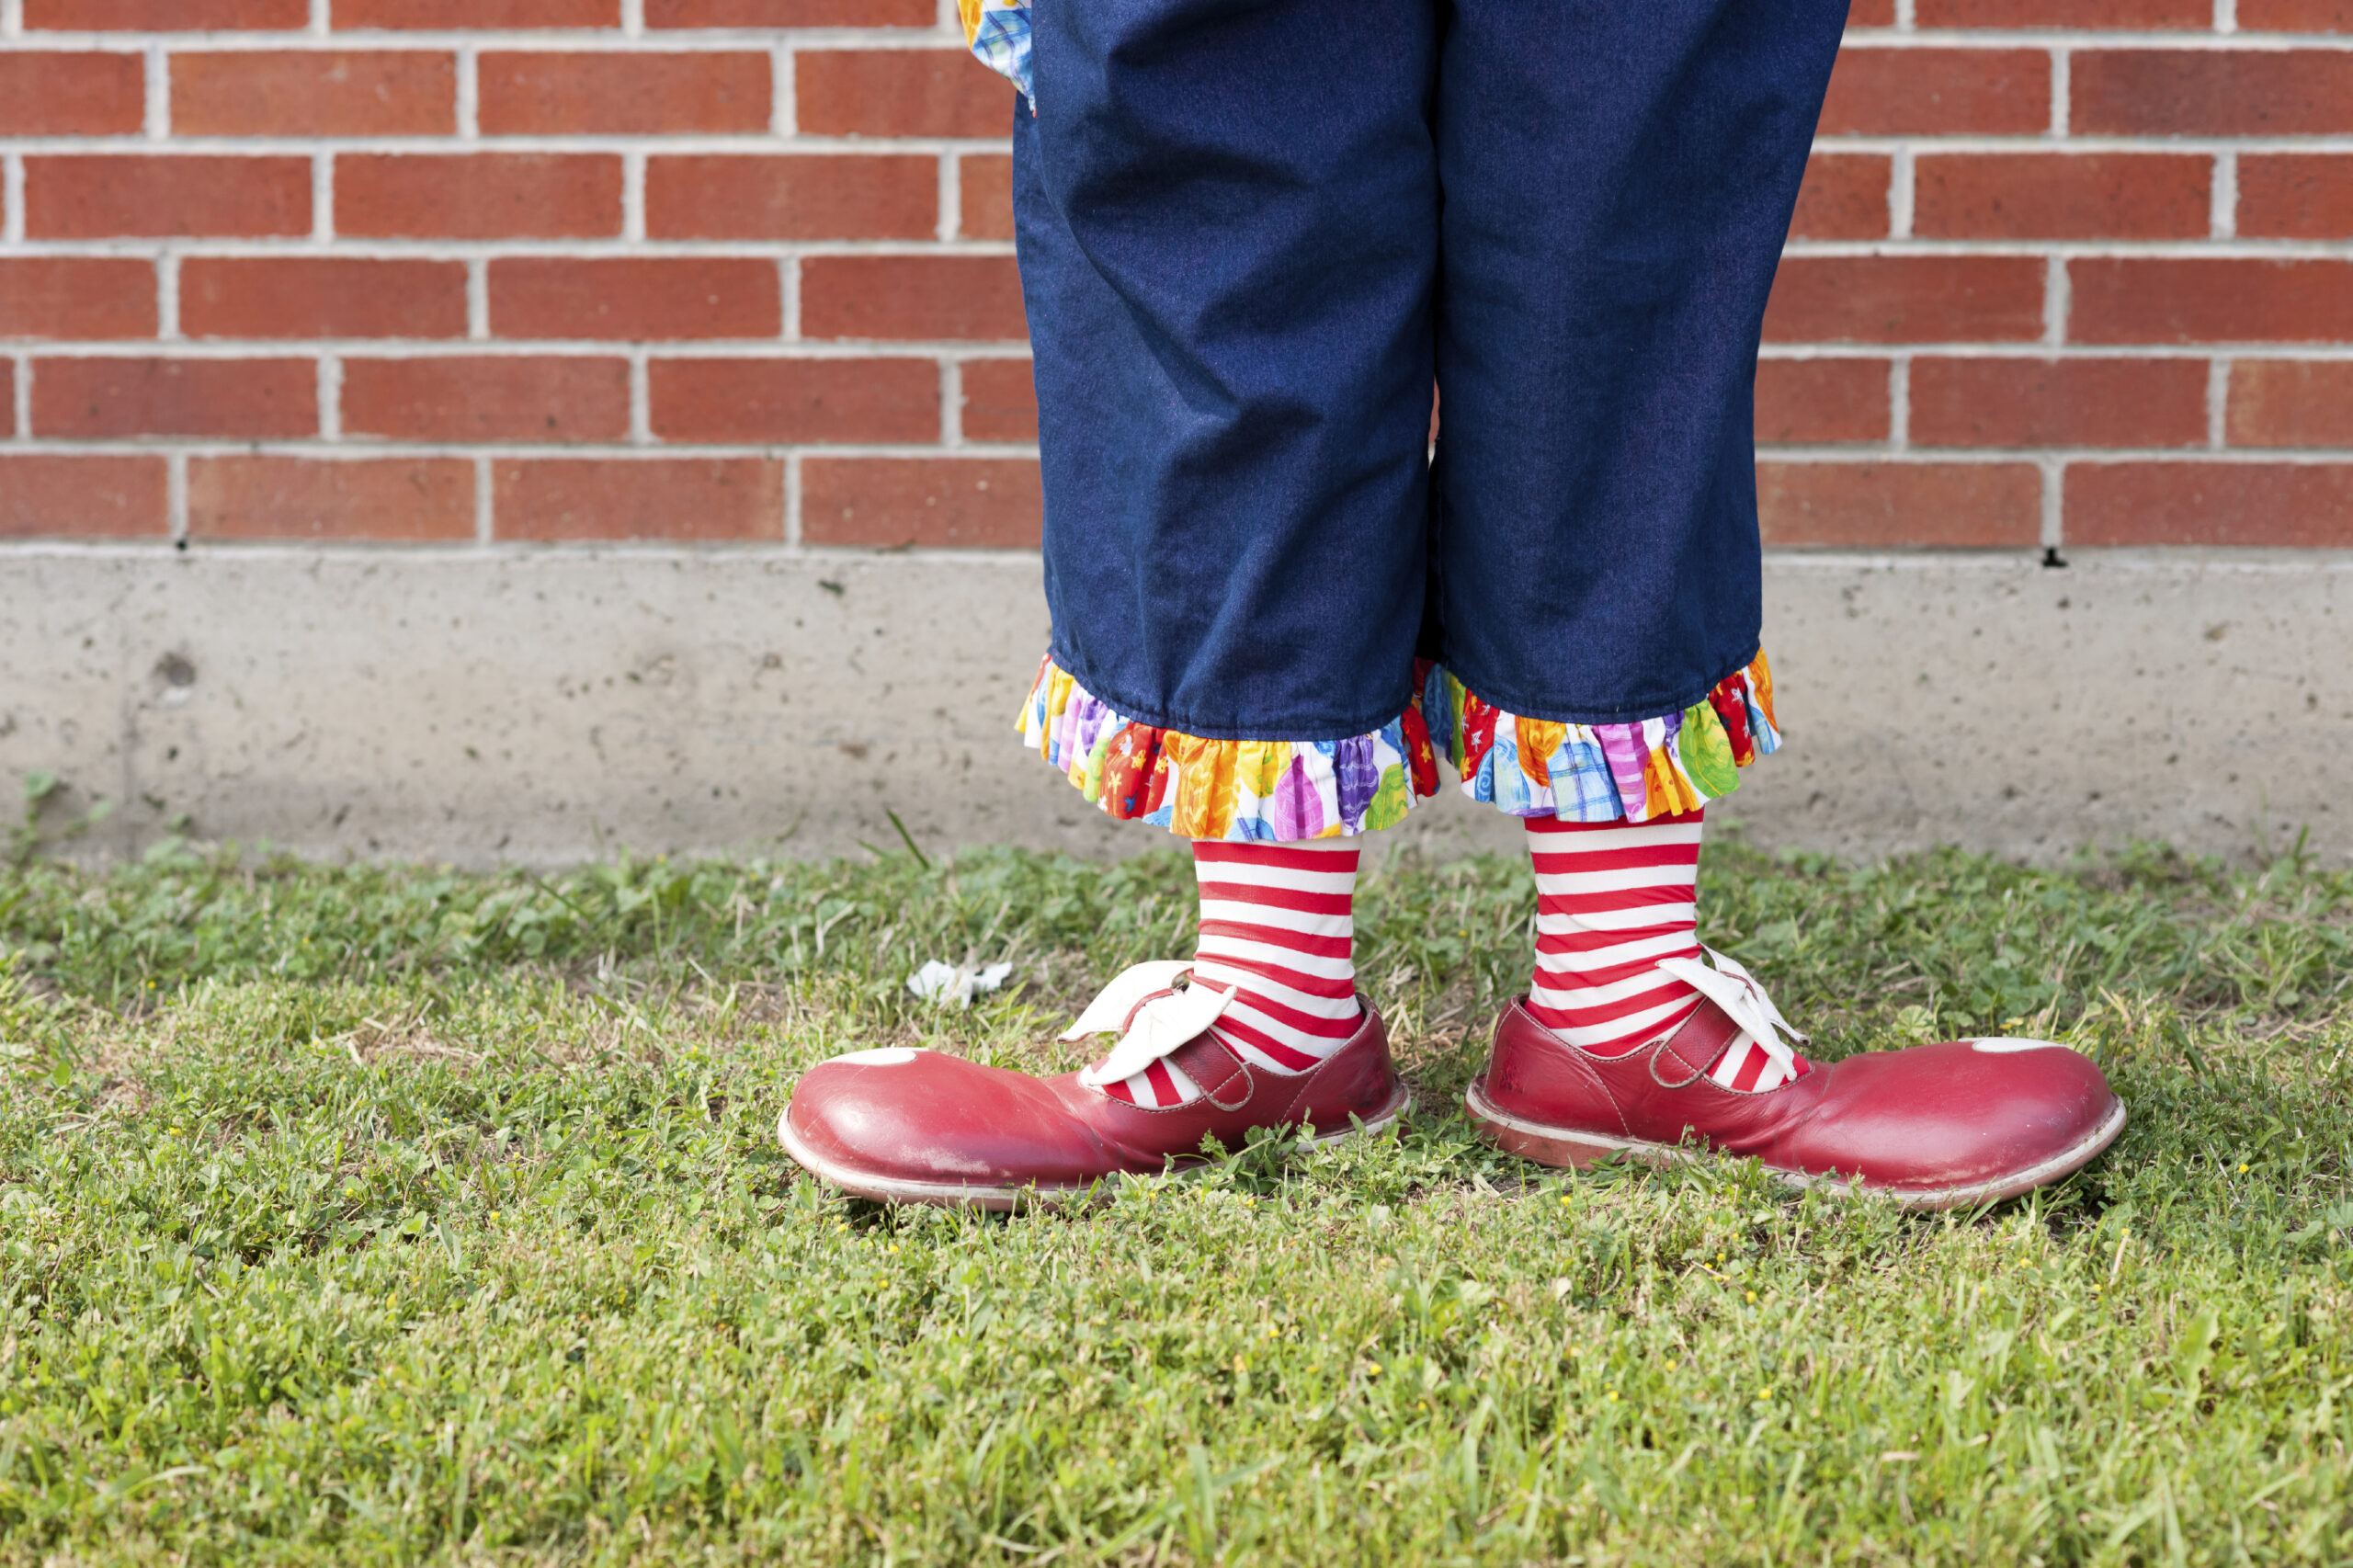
[1100,839,1362,1108]
[1525,809,1809,1092]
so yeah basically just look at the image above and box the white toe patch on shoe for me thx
[833,1047,919,1066]
[1968,1037,2061,1054]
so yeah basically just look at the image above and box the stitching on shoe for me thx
[1523,1000,1635,1139]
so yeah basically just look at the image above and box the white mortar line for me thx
[14,29,982,47]
[11,356,29,439]
[2043,256,2069,348]
[2049,48,2069,140]
[2215,0,2238,32]
[783,451,802,546]
[773,46,797,137]
[465,258,489,341]
[474,455,494,545]
[2040,457,2063,550]
[7,341,1052,361]
[0,236,1022,258]
[145,45,168,140]
[2,154,22,244]
[166,450,188,543]
[1888,358,1910,451]
[2211,151,2237,240]
[1893,0,1915,28]
[1758,344,2353,361]
[0,133,1021,155]
[939,358,962,447]
[938,153,961,242]
[621,0,643,38]
[629,353,652,444]
[318,354,343,439]
[1888,149,1914,242]
[0,436,1049,459]
[309,0,327,35]
[456,49,480,141]
[2208,358,2231,449]
[780,256,800,341]
[621,153,647,242]
[312,152,334,243]
[155,256,180,341]
[2,0,20,40]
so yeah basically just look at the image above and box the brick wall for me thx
[1,2,2348,551]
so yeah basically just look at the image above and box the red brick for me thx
[2072,259,2353,345]
[648,358,938,443]
[2226,362,2353,448]
[800,454,1040,546]
[649,0,931,22]
[1909,357,2206,449]
[1818,49,2050,136]
[336,0,617,24]
[489,258,779,341]
[1914,153,2207,241]
[181,259,468,339]
[2237,156,2353,240]
[341,355,631,441]
[1755,358,1890,445]
[1915,0,2206,22]
[172,51,454,137]
[1788,154,1888,242]
[337,154,621,239]
[801,256,1027,342]
[0,457,167,540]
[478,51,769,134]
[1848,0,1894,22]
[32,356,316,438]
[1763,257,2046,345]
[0,259,157,340]
[796,50,1017,139]
[0,54,145,135]
[189,457,474,541]
[961,357,1037,442]
[2238,0,2353,24]
[24,156,309,240]
[493,459,783,541]
[2067,462,2353,547]
[2074,51,2353,136]
[803,457,1040,547]
[959,153,1015,242]
[1757,462,2041,547]
[646,155,936,241]
[25,0,304,25]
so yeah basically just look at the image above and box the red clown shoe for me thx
[779,961,1412,1209]
[1466,949,2126,1209]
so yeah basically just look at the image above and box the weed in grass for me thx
[0,840,2349,1564]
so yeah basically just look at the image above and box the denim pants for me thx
[996,0,1850,841]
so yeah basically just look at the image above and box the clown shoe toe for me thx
[1465,951,2124,1209]
[779,960,1411,1209]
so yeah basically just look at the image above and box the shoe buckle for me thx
[1648,1033,1712,1091]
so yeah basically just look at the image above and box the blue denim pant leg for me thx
[1011,0,1847,830]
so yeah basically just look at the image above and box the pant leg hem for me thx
[1014,653,1442,842]
[1421,653,1784,825]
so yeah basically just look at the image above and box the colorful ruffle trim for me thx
[958,0,1035,106]
[1422,653,1781,824]
[1017,652,1780,839]
[1017,657,1441,842]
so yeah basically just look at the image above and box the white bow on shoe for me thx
[1063,960,1239,1088]
[1654,947,1807,1086]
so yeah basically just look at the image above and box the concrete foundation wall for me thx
[2,546,2347,868]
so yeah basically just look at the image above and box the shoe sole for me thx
[1463,1074,2129,1211]
[777,1086,1415,1211]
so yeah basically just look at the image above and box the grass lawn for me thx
[3,834,2351,1565]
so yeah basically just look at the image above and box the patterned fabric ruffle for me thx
[1423,653,1781,825]
[1017,652,1780,839]
[959,0,1035,106]
[1017,657,1440,841]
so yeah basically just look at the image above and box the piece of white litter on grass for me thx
[907,960,1014,1008]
